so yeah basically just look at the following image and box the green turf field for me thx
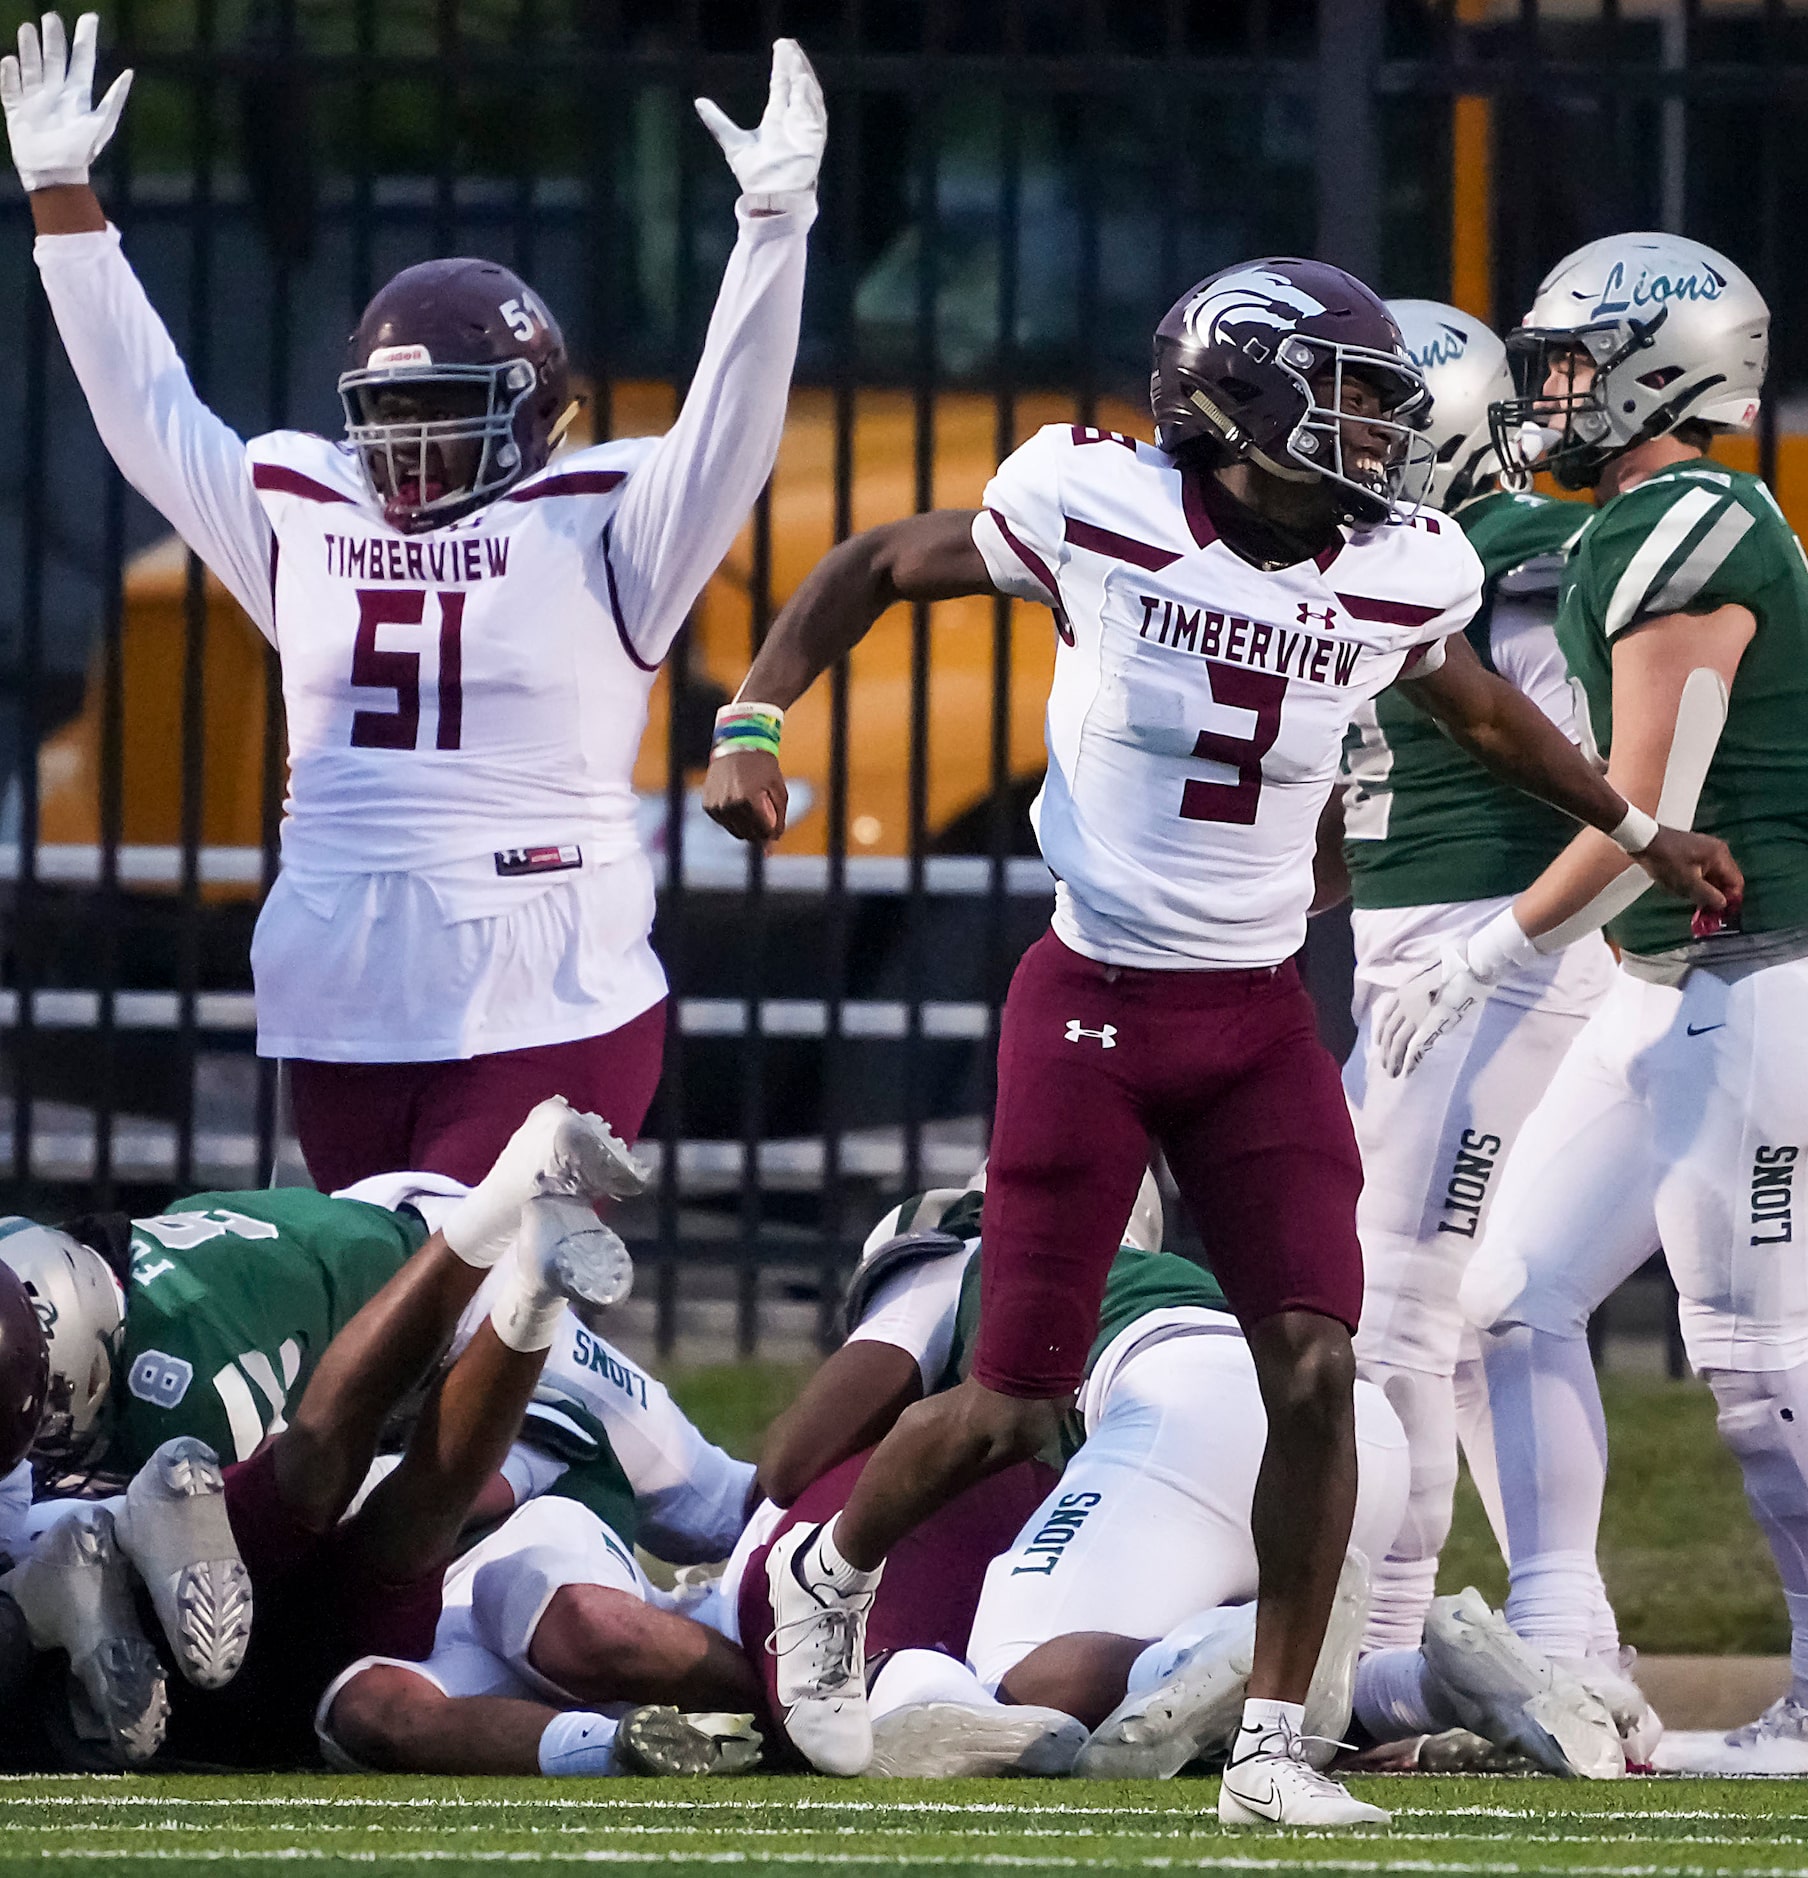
[4,1772,1808,1875]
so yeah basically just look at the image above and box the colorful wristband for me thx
[711,702,784,760]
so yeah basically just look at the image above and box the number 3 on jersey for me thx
[351,587,465,751]
[1180,663,1286,825]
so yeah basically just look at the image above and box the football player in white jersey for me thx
[703,257,1738,1822]
[1326,302,1642,1752]
[1,12,825,1189]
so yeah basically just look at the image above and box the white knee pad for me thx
[1458,1241,1593,1340]
[1706,1368,1808,1596]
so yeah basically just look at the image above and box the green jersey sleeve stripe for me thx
[1646,501,1757,617]
[1604,487,1721,637]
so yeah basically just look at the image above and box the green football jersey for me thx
[1557,461,1808,956]
[1342,490,1590,908]
[938,1240,1229,1396]
[116,1189,424,1472]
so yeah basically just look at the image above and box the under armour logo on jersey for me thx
[1297,601,1338,629]
[1064,1021,1117,1048]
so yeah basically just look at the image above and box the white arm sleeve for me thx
[844,1246,975,1386]
[605,193,815,669]
[1489,594,1581,739]
[33,226,276,641]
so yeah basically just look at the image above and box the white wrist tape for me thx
[1466,908,1539,985]
[1607,803,1660,855]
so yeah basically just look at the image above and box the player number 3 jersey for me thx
[972,425,1485,967]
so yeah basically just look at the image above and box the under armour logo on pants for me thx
[1064,1020,1117,1048]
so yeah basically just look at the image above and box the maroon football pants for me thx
[974,931,1364,1398]
[287,1000,666,1191]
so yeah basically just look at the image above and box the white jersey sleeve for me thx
[844,1244,975,1385]
[971,424,1072,607]
[1489,590,1581,736]
[605,193,816,669]
[33,226,276,640]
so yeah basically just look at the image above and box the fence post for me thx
[1316,0,1384,282]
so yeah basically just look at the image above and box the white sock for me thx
[488,1240,565,1353]
[1785,1593,1808,1704]
[537,1709,620,1775]
[443,1097,575,1269]
[869,1648,996,1721]
[1481,1323,1609,1658]
[1352,1646,1458,1741]
[1233,1697,1305,1755]
[1504,1549,1605,1662]
[1125,1604,1247,1699]
[811,1515,882,1589]
[1360,1362,1460,1652]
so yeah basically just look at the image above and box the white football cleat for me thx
[113,1437,252,1691]
[1680,1695,1808,1775]
[1219,1712,1390,1828]
[1565,1648,1664,1770]
[3,1506,169,1764]
[1422,1589,1623,1780]
[1301,1550,1372,1766]
[527,1097,649,1203]
[1075,1603,1256,1779]
[517,1193,635,1326]
[764,1523,878,1776]
[870,1700,1086,1778]
[615,1706,763,1776]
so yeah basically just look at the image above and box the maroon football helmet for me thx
[1151,259,1433,526]
[0,1262,50,1475]
[340,257,572,534]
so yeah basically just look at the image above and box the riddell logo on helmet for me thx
[1587,259,1727,320]
[367,343,434,368]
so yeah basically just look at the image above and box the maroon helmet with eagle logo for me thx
[339,257,574,534]
[1150,258,1433,526]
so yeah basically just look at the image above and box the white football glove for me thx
[1,12,130,193]
[1371,908,1539,1079]
[694,37,825,206]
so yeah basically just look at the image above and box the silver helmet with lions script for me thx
[1490,233,1768,490]
[1151,258,1433,526]
[339,258,574,534]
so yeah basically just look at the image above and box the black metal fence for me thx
[1,0,1796,1358]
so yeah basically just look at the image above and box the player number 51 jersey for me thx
[972,425,1484,967]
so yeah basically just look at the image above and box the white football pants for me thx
[1345,899,1612,1649]
[963,1329,1410,1692]
[1462,956,1808,1660]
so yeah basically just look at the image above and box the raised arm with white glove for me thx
[604,39,825,669]
[0,10,128,190]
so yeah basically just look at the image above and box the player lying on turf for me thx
[705,257,1740,1825]
[0,1161,757,1767]
[780,1179,1620,1784]
[1380,234,1808,1778]
[1,1099,650,1771]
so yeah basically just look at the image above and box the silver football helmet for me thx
[1491,233,1768,490]
[0,1219,124,1470]
[1387,299,1516,510]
